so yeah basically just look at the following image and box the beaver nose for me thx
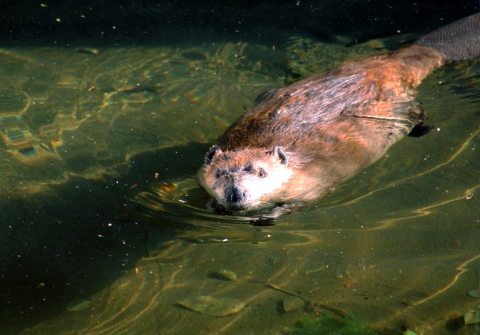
[227,173,238,181]
[226,186,246,203]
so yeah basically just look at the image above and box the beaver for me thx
[198,13,480,211]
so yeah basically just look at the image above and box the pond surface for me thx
[1,1,480,334]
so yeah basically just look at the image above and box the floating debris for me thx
[33,282,46,289]
[75,48,100,55]
[67,298,90,312]
[210,269,237,281]
[178,296,245,316]
[283,296,304,312]
[465,309,480,325]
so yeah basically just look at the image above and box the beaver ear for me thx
[273,146,288,167]
[205,145,222,165]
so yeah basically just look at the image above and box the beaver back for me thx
[221,45,445,169]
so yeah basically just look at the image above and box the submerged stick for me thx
[250,281,348,318]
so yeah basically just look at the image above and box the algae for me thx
[291,314,379,335]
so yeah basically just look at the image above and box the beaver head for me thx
[197,146,294,209]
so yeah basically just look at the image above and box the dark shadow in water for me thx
[0,0,475,48]
[0,141,210,333]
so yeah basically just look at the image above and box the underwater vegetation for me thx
[291,314,379,335]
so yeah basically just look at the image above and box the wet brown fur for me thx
[199,45,446,209]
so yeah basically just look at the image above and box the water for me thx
[1,1,480,334]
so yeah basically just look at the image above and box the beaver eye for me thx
[244,165,252,173]
[216,170,220,178]
[258,168,266,178]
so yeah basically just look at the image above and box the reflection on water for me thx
[1,9,480,335]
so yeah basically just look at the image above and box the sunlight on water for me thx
[0,43,283,196]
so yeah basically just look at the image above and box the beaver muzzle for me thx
[225,185,247,204]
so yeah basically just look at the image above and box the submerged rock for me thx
[210,269,237,281]
[283,296,304,312]
[178,295,245,316]
[465,309,480,325]
[67,298,91,312]
[467,290,480,298]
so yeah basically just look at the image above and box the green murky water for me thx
[2,2,480,335]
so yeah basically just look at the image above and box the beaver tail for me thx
[414,12,480,62]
